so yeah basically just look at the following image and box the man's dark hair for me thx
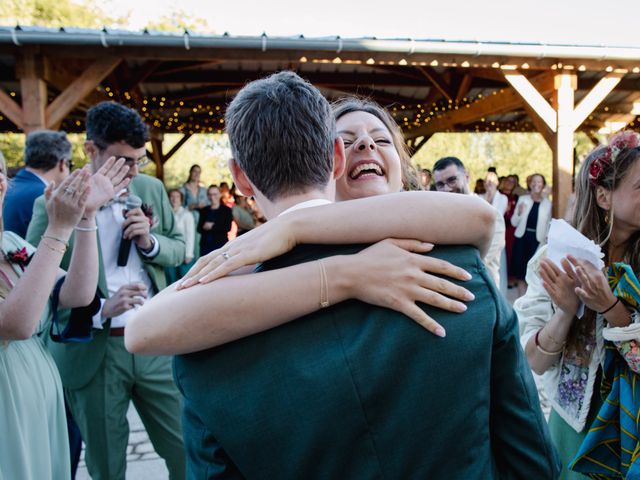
[225,71,335,201]
[433,156,466,173]
[24,130,72,171]
[86,102,149,149]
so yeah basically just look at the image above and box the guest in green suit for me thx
[130,73,560,479]
[27,102,186,480]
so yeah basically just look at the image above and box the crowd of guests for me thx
[1,70,639,480]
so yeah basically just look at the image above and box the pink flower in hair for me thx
[609,130,640,151]
[589,130,640,185]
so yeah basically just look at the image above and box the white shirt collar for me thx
[278,199,332,217]
[27,170,49,186]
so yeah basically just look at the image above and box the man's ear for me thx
[595,185,612,211]
[332,137,346,180]
[84,140,97,158]
[228,158,255,197]
[57,159,66,172]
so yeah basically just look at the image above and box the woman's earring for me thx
[604,211,610,224]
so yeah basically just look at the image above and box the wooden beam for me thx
[153,60,222,77]
[43,57,109,108]
[119,60,162,92]
[407,72,555,139]
[150,137,164,180]
[552,73,577,219]
[456,73,473,102]
[411,136,429,155]
[416,67,453,101]
[572,73,623,130]
[503,71,557,131]
[0,89,24,130]
[45,56,122,129]
[522,103,554,149]
[163,133,192,163]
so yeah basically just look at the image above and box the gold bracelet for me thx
[40,238,66,254]
[318,260,330,308]
[74,224,98,232]
[535,328,564,356]
[41,234,69,247]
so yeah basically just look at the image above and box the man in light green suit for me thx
[27,102,186,480]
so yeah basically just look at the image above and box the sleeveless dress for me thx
[0,231,70,480]
[511,201,541,280]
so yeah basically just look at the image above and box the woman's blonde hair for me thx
[332,97,420,191]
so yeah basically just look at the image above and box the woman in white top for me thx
[515,131,640,479]
[166,188,196,283]
[510,173,552,296]
[480,171,508,215]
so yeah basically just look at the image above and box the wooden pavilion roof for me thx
[1,26,640,146]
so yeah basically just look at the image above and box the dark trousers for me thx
[66,398,83,479]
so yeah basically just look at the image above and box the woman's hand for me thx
[568,255,617,313]
[84,157,130,215]
[45,168,92,233]
[539,256,580,318]
[347,238,473,337]
[178,215,296,288]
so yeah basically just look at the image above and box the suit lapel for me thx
[126,177,159,293]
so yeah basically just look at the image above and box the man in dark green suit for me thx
[27,102,186,480]
[173,72,560,479]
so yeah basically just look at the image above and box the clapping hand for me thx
[567,255,617,313]
[84,157,130,214]
[44,168,92,233]
[539,256,581,317]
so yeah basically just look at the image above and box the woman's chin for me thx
[338,183,392,201]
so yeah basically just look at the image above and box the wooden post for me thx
[18,50,47,132]
[0,89,24,130]
[552,73,577,219]
[150,133,164,181]
[504,71,622,218]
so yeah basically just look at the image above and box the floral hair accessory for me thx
[589,130,640,186]
[5,247,33,271]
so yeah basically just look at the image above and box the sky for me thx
[104,0,640,47]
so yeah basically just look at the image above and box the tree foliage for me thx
[412,131,600,188]
[0,0,123,28]
[144,10,213,34]
[158,134,232,189]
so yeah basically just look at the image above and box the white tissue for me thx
[545,219,605,318]
[546,219,605,272]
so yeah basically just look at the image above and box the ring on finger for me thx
[222,251,231,260]
[65,187,76,194]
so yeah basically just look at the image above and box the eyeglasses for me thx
[91,140,151,168]
[119,154,151,169]
[435,175,462,190]
[62,158,74,171]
